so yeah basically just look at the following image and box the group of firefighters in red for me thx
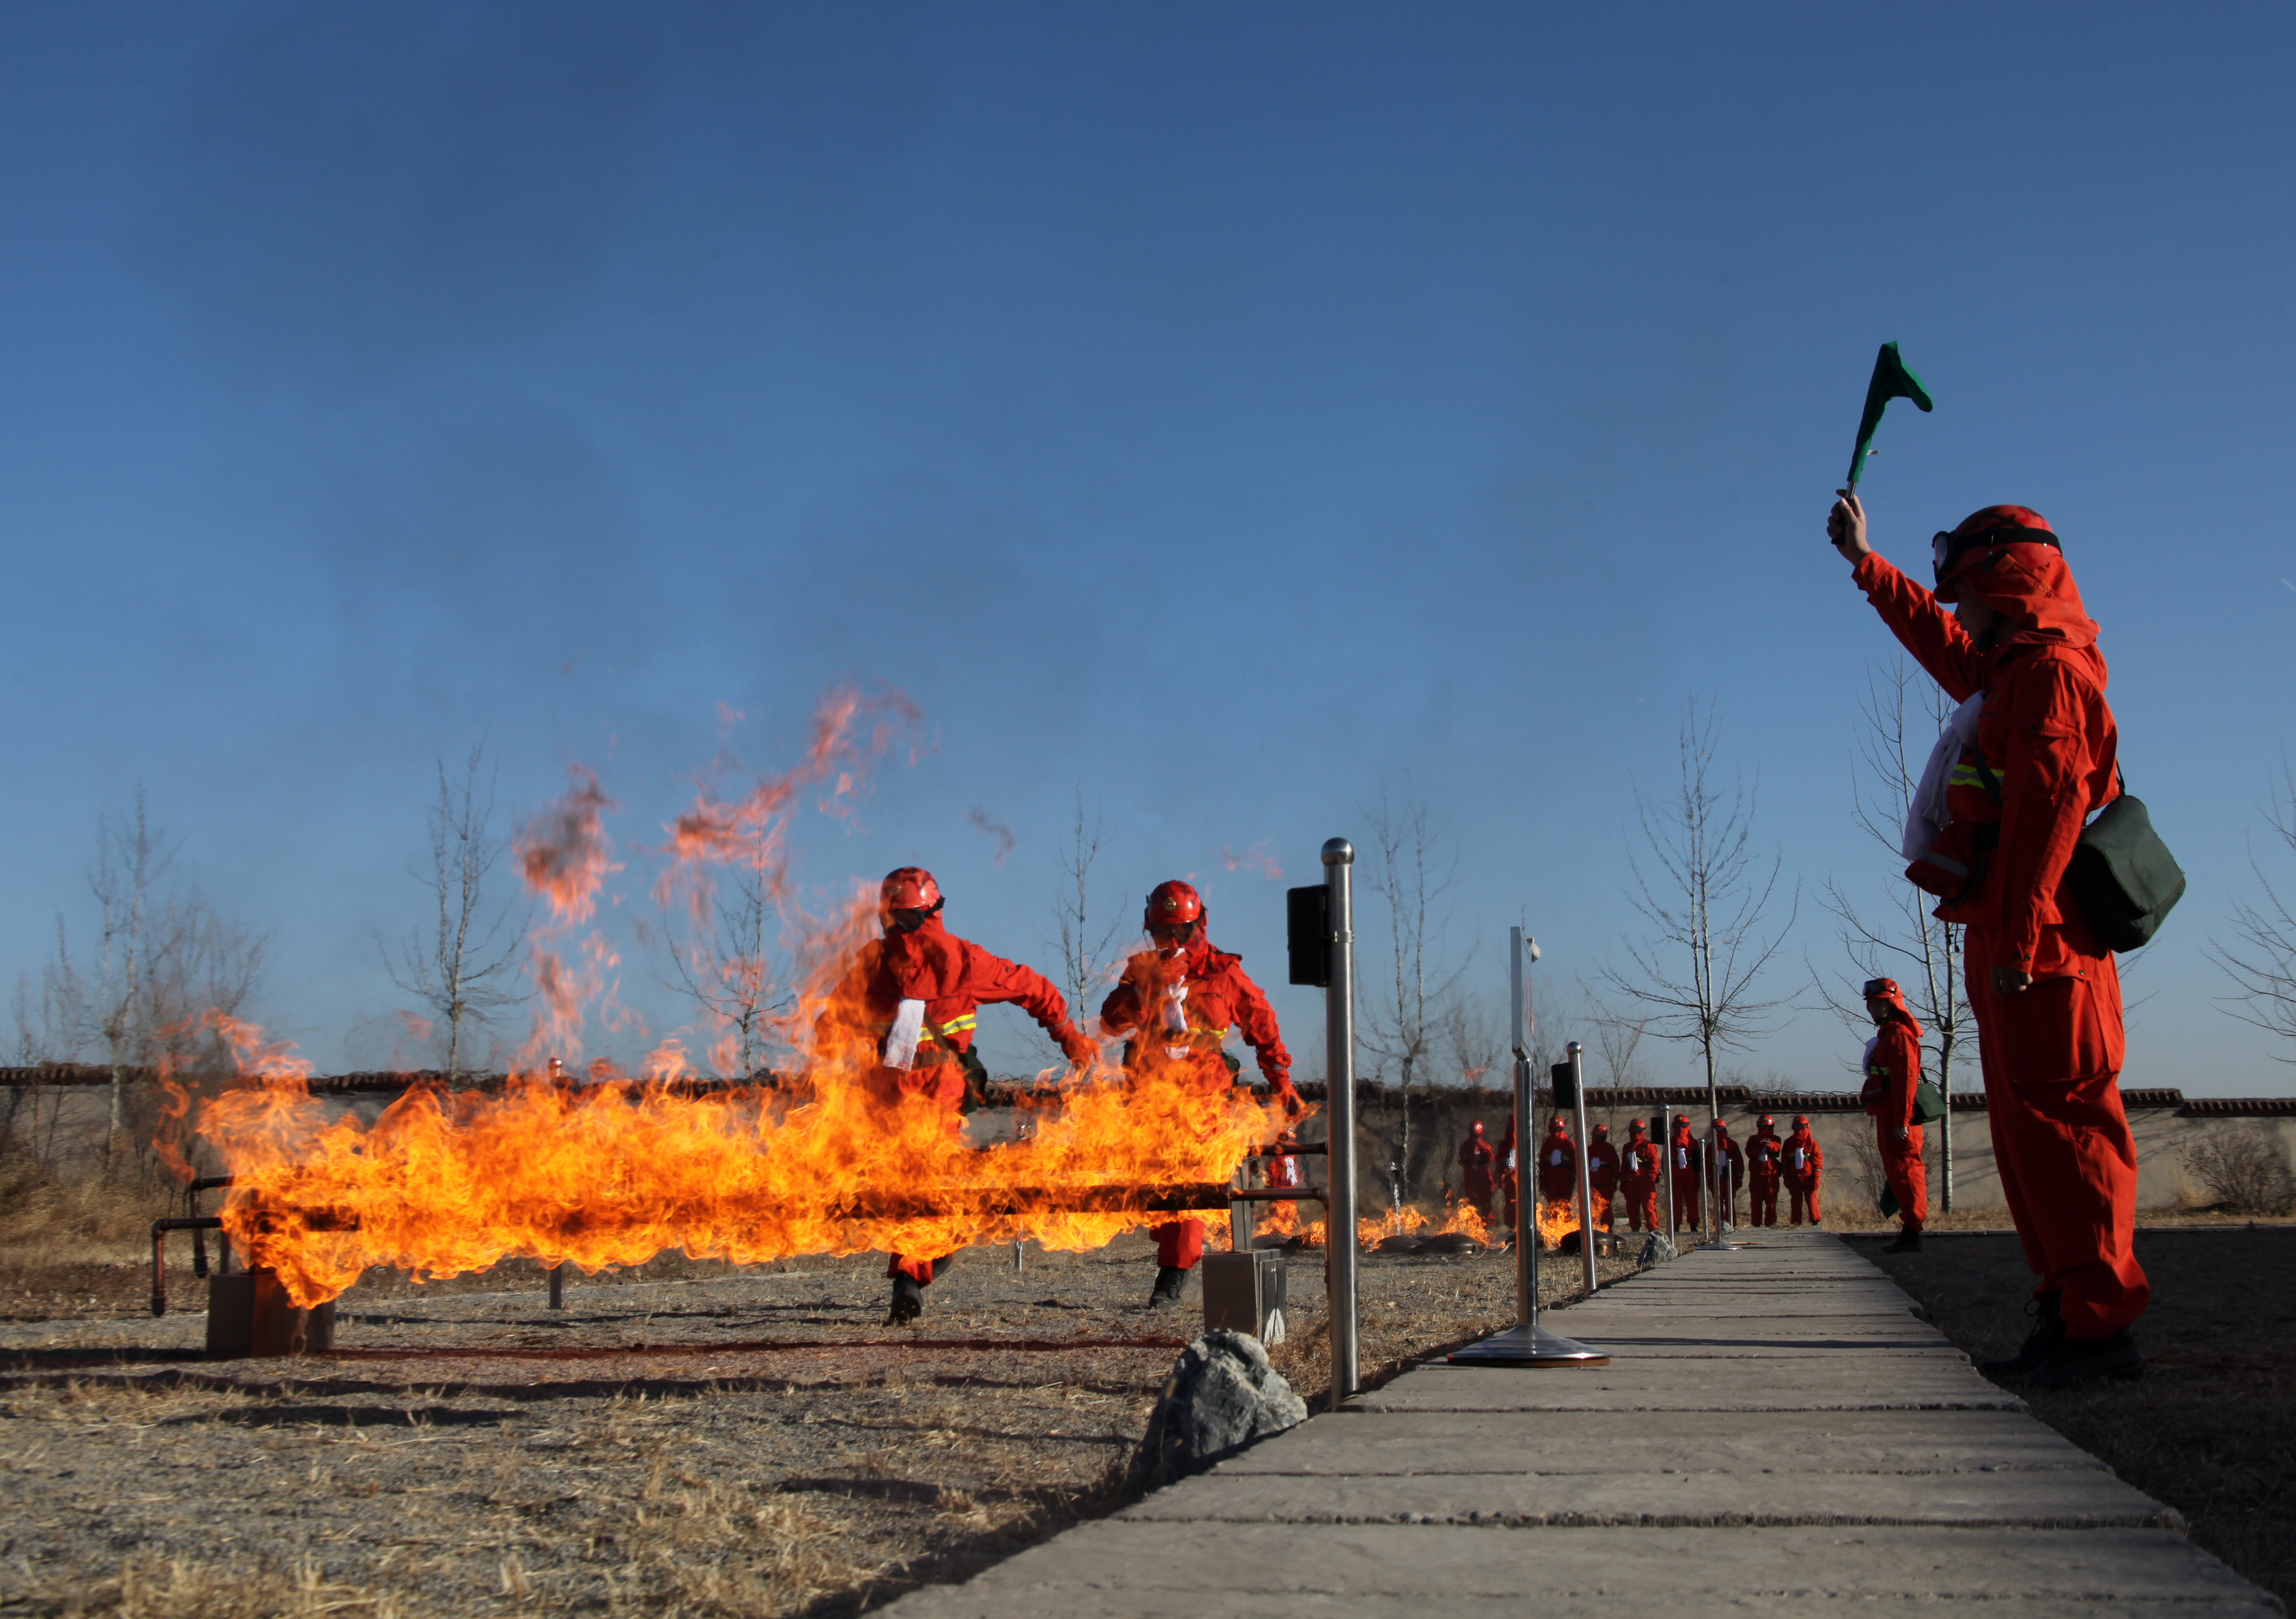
[1460,1111,1828,1239]
[815,869,1295,1323]
[808,483,2148,1388]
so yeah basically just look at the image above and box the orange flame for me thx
[1537,1197,1579,1248]
[1438,1201,1491,1245]
[169,691,1319,1309]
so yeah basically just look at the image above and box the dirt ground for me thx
[0,1233,1637,1618]
[1852,1225,2296,1611]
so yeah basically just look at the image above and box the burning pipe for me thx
[148,1172,1324,1357]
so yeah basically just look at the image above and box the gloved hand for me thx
[1272,1081,1307,1120]
[1055,1025,1098,1068]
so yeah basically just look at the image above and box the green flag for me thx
[1846,341,1933,490]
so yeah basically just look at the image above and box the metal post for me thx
[1568,1043,1597,1295]
[1322,838,1360,1410]
[547,1263,564,1310]
[1663,1105,1677,1241]
[1229,1158,1256,1253]
[1448,928,1605,1368]
[1517,1053,1537,1329]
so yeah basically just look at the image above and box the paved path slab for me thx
[884,1229,2274,1617]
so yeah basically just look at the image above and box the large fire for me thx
[163,689,1309,1309]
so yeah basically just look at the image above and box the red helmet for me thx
[1629,1118,1647,1134]
[1548,1116,1568,1132]
[881,867,942,912]
[1469,1120,1485,1135]
[1759,1113,1775,1129]
[1932,504,2058,602]
[1144,880,1204,931]
[1593,1122,1610,1135]
[1793,1114,1811,1129]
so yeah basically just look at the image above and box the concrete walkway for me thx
[885,1228,2278,1617]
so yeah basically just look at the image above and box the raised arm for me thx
[1830,493,1989,702]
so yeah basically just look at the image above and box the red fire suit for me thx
[1783,1121,1824,1225]
[1459,1125,1498,1222]
[1618,1126,1661,1233]
[1101,933,1296,1271]
[1855,546,2146,1336]
[816,913,1092,1286]
[1745,1123,1784,1227]
[1668,1118,1702,1231]
[1534,1118,1576,1245]
[1587,1126,1619,1230]
[1710,1124,1745,1228]
[1862,988,1929,1231]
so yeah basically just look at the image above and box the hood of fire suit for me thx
[1154,930,1237,983]
[1867,980,1926,1039]
[1946,541,2101,656]
[863,911,997,1009]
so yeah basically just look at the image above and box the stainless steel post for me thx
[1663,1105,1677,1241]
[1568,1042,1597,1295]
[1445,928,1605,1368]
[1512,929,1536,1327]
[1322,838,1359,1410]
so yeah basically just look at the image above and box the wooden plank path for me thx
[885,1228,2277,1617]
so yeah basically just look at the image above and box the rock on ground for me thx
[1139,1329,1307,1482]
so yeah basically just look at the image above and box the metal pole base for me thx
[1448,1323,1609,1367]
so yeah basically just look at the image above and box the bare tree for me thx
[1584,993,1652,1090]
[1049,789,1122,1026]
[1362,795,1472,1193]
[1811,661,1974,1209]
[1441,992,1505,1090]
[385,750,529,1082]
[1602,697,1797,1235]
[665,840,785,1079]
[2211,760,2296,1058]
[14,792,268,1174]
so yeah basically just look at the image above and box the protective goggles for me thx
[1932,525,2059,585]
[1148,920,1199,941]
[1862,978,1897,999]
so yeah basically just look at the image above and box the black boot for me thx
[1884,1226,1923,1253]
[1980,1290,2063,1377]
[1148,1265,1189,1308]
[886,1273,924,1325]
[2018,1329,2143,1388]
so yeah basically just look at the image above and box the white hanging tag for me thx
[882,998,926,1071]
[1160,981,1189,1033]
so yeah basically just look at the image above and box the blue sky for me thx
[3,4,2291,1092]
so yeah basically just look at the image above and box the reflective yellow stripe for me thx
[934,1014,977,1035]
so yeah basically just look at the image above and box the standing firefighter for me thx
[1862,977,1929,1253]
[1537,1115,1577,1245]
[1784,1113,1825,1225]
[1669,1113,1703,1233]
[1746,1114,1785,1228]
[1100,880,1299,1308]
[1832,494,2146,1385]
[1459,1121,1498,1224]
[1619,1119,1662,1233]
[1587,1122,1620,1233]
[817,868,1097,1325]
